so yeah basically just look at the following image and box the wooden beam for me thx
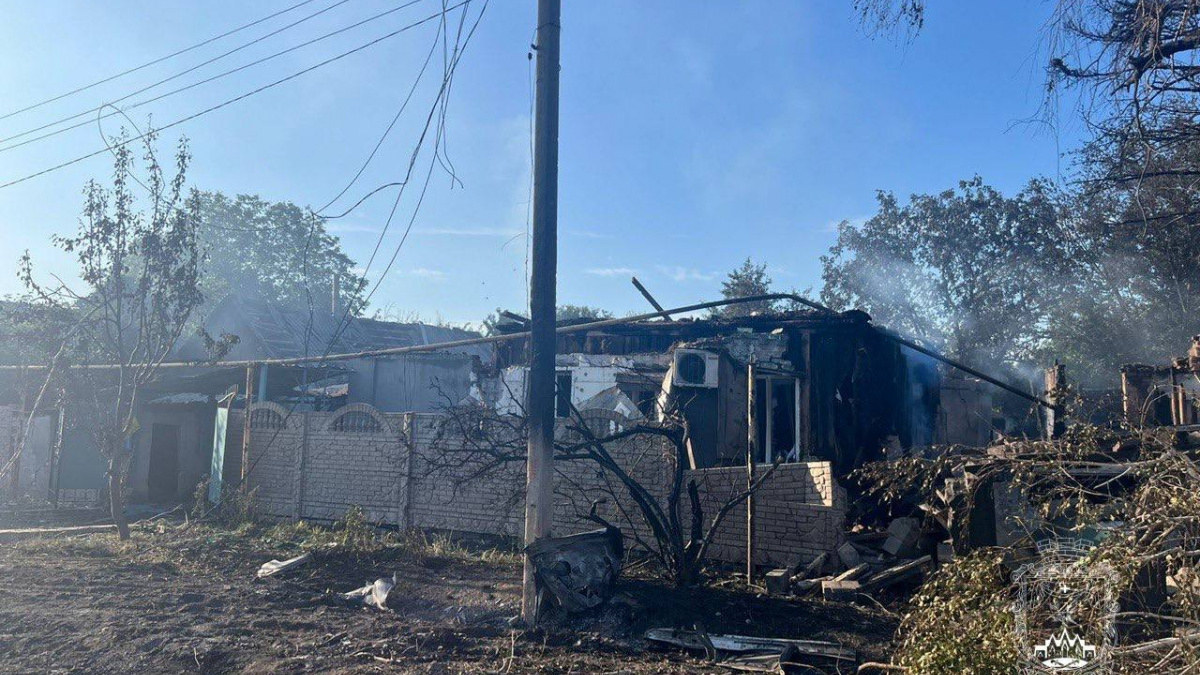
[630,276,669,317]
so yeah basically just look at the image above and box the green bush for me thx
[894,550,1018,674]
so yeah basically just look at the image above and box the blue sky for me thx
[0,1,1083,325]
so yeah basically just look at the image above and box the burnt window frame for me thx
[555,371,572,418]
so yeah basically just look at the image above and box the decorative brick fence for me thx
[243,404,845,567]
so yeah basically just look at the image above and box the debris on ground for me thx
[0,523,117,542]
[782,515,936,603]
[861,555,931,593]
[526,526,623,613]
[880,517,920,557]
[835,541,861,570]
[645,627,857,673]
[256,552,311,579]
[341,574,400,610]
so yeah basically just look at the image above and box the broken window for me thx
[754,376,799,463]
[555,371,572,418]
[634,390,658,420]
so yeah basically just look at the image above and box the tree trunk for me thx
[108,456,130,540]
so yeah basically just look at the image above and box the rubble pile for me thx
[764,516,936,603]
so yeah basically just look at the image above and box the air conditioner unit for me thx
[672,349,720,388]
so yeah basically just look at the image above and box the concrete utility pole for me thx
[521,0,561,625]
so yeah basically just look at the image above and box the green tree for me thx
[196,192,367,315]
[1041,140,1200,384]
[17,132,205,539]
[820,177,1074,369]
[713,258,776,317]
[480,305,614,335]
[555,304,613,322]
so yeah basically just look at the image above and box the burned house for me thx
[483,308,990,477]
[1122,335,1200,427]
[0,295,1006,571]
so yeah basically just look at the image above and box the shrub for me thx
[893,550,1018,674]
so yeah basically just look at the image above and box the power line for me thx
[227,0,485,506]
[0,0,322,122]
[0,1,469,191]
[318,0,485,358]
[0,0,360,146]
[0,0,430,154]
[0,1,489,512]
[312,4,443,215]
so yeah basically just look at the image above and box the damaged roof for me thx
[176,294,492,362]
[494,308,873,367]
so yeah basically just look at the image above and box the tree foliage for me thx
[16,131,205,539]
[713,258,776,318]
[1041,149,1200,383]
[821,177,1074,370]
[894,551,1018,674]
[480,305,614,335]
[195,192,367,316]
[555,304,614,322]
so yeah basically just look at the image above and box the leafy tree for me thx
[821,177,1075,370]
[480,305,614,335]
[195,192,367,316]
[1048,1,1200,202]
[713,258,776,317]
[1041,142,1200,384]
[0,301,78,366]
[555,304,613,322]
[17,132,205,539]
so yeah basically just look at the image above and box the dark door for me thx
[147,423,180,503]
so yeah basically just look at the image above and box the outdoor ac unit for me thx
[672,349,719,388]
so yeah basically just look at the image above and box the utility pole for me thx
[746,359,757,586]
[521,0,561,625]
[240,364,256,484]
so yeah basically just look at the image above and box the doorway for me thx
[147,423,180,503]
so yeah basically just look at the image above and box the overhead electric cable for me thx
[0,0,321,122]
[0,0,428,153]
[318,0,485,358]
[0,1,468,191]
[312,6,443,215]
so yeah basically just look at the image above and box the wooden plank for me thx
[0,523,116,542]
[861,555,931,591]
[834,563,870,582]
[793,575,833,593]
[797,551,828,580]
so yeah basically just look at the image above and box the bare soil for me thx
[0,523,896,674]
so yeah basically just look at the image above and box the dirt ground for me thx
[0,520,897,674]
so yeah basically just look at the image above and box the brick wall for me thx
[686,463,845,567]
[243,405,845,567]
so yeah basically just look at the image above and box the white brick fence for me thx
[242,404,845,567]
